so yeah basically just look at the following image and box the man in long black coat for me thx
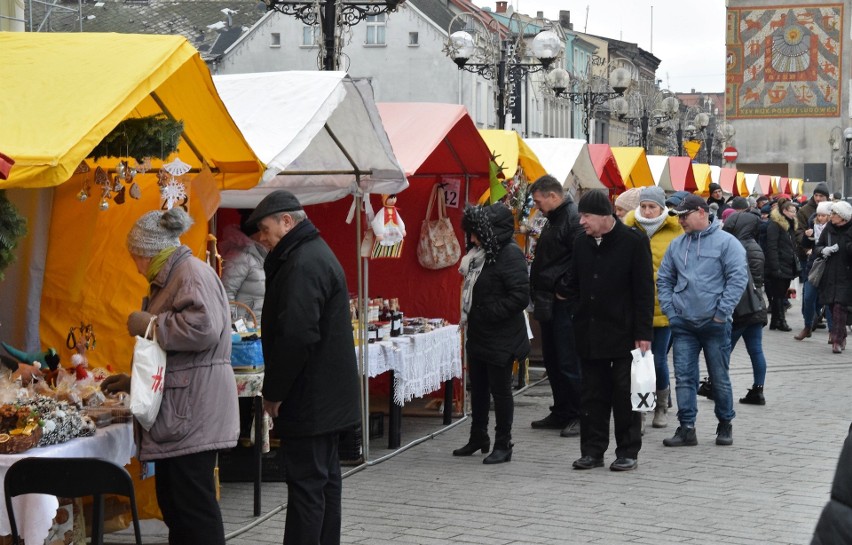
[566,190,654,472]
[247,190,360,545]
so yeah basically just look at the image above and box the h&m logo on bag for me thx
[151,366,164,393]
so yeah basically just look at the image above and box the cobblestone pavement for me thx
[220,310,851,545]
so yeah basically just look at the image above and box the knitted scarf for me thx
[146,246,178,283]
[633,208,667,239]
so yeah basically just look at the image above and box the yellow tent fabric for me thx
[692,164,711,195]
[478,130,546,183]
[611,147,654,188]
[0,32,262,190]
[736,172,747,196]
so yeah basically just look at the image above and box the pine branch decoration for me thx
[0,190,27,282]
[88,115,184,163]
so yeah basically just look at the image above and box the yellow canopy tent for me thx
[478,129,547,190]
[692,163,712,195]
[611,147,654,188]
[0,32,263,519]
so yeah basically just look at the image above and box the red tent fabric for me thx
[306,103,491,324]
[777,177,791,194]
[587,144,625,192]
[0,152,13,180]
[758,174,773,195]
[668,157,697,192]
[719,167,738,195]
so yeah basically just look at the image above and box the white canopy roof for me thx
[523,138,606,193]
[647,155,672,191]
[214,71,407,207]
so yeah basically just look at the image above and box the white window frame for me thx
[408,31,418,47]
[270,32,281,48]
[365,14,386,46]
[301,25,318,47]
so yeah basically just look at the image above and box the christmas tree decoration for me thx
[0,190,27,281]
[159,157,190,211]
[87,115,183,163]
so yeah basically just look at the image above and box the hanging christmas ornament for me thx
[113,185,127,205]
[134,157,152,174]
[74,161,90,175]
[162,157,191,177]
[129,182,142,200]
[159,157,190,211]
[76,161,92,202]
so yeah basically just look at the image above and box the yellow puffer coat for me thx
[624,209,683,327]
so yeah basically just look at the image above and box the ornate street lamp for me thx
[444,10,565,129]
[544,57,632,143]
[264,0,406,71]
[843,127,852,199]
[609,79,680,151]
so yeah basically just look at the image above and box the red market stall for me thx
[587,144,626,194]
[718,167,739,195]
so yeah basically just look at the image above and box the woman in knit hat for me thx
[614,187,642,220]
[622,186,683,429]
[815,200,852,353]
[796,200,834,341]
[102,207,239,545]
[453,203,530,464]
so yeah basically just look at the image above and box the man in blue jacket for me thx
[657,195,748,447]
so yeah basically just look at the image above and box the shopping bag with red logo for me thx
[630,348,656,412]
[130,316,167,431]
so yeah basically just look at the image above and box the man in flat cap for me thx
[657,195,748,448]
[247,190,360,545]
[566,190,654,472]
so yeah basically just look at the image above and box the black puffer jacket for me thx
[261,220,360,438]
[723,211,767,328]
[464,204,531,365]
[529,198,581,301]
[764,208,799,280]
[811,423,852,545]
[815,220,852,307]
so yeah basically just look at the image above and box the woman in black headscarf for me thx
[453,203,530,464]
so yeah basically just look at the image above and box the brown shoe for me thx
[793,327,812,341]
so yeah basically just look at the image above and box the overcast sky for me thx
[471,0,727,93]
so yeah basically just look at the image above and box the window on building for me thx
[365,14,386,45]
[302,25,317,46]
[270,32,281,47]
[408,32,418,46]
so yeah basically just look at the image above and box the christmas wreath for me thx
[0,190,27,281]
[88,115,184,163]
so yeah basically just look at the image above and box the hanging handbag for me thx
[808,255,828,287]
[229,301,264,371]
[416,184,461,270]
[130,316,167,431]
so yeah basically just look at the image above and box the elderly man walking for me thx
[566,190,654,471]
[657,195,748,447]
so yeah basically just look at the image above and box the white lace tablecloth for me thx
[359,326,462,406]
[0,422,134,544]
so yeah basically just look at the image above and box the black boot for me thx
[483,439,512,464]
[739,385,765,405]
[774,299,792,332]
[452,430,490,456]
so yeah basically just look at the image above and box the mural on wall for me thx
[726,4,842,119]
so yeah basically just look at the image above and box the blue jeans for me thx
[652,326,671,390]
[802,280,833,329]
[669,317,735,426]
[731,322,767,386]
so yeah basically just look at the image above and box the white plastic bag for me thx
[630,348,656,412]
[130,316,167,431]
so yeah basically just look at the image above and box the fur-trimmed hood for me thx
[770,207,797,232]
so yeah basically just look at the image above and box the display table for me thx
[0,423,134,545]
[359,325,462,448]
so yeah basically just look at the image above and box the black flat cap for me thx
[246,190,303,227]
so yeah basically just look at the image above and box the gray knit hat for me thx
[127,208,194,257]
[639,186,666,210]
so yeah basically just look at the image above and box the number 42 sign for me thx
[440,178,461,208]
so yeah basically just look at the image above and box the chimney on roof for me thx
[537,11,543,18]
[496,1,507,13]
[559,10,572,30]
[691,88,695,93]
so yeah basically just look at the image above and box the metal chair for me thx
[4,457,142,545]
